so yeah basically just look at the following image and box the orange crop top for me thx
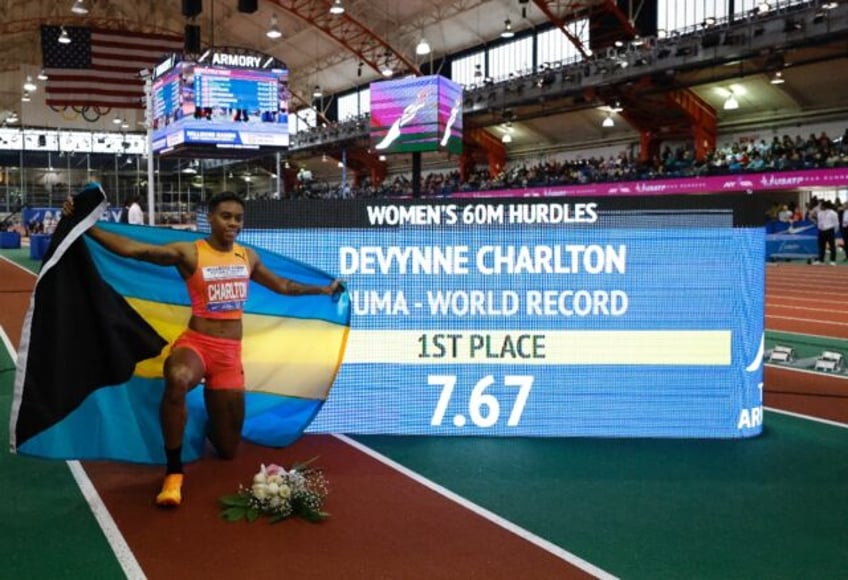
[186,239,251,320]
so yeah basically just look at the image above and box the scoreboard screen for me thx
[370,75,463,155]
[202,195,767,439]
[151,56,289,156]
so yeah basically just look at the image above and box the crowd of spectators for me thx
[286,127,848,199]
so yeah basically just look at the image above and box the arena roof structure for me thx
[0,0,846,180]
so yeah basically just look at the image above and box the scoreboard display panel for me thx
[151,52,289,156]
[370,75,463,155]
[208,195,766,439]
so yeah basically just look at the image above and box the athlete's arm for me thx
[86,227,191,267]
[247,248,340,296]
[63,195,192,268]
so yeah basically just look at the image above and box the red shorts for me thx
[172,329,244,390]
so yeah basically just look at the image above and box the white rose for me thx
[267,474,283,486]
[252,483,269,500]
[253,472,267,484]
[267,482,279,495]
[278,484,291,499]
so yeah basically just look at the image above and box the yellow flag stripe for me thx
[127,299,349,400]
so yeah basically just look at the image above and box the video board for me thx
[370,75,463,155]
[151,50,289,156]
[203,194,768,439]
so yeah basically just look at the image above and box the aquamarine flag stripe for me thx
[242,394,326,447]
[17,376,328,463]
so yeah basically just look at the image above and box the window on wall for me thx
[537,20,590,65]
[290,107,316,134]
[337,93,359,121]
[489,36,534,82]
[734,0,811,19]
[337,87,371,120]
[657,0,730,35]
[358,87,370,117]
[451,50,486,87]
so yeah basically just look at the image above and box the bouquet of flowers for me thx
[218,457,329,523]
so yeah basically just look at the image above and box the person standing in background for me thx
[127,196,145,225]
[814,200,839,265]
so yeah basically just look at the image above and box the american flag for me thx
[41,26,183,109]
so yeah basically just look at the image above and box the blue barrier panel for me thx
[29,234,52,260]
[0,231,21,249]
[765,220,818,261]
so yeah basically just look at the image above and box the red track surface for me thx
[2,255,846,578]
[764,262,848,423]
[0,255,593,579]
[765,263,848,335]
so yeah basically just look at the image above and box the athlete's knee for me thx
[163,364,198,401]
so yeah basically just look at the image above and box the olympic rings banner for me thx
[203,194,768,439]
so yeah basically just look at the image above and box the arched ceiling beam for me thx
[531,0,637,58]
[598,0,638,37]
[531,0,592,59]
[270,0,420,79]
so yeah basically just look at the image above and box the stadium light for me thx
[329,0,344,15]
[723,94,739,110]
[380,57,393,78]
[71,0,88,15]
[266,14,282,39]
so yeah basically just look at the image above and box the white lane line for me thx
[765,363,848,380]
[0,260,146,580]
[766,315,848,327]
[66,462,147,580]
[334,433,618,580]
[766,304,848,314]
[766,407,848,429]
[0,253,36,275]
[765,289,845,299]
[0,326,14,363]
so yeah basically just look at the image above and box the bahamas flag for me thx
[9,183,350,464]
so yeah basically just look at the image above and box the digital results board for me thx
[151,51,289,157]
[205,195,767,439]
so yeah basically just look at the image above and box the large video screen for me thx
[201,195,766,439]
[370,75,463,155]
[152,60,289,156]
